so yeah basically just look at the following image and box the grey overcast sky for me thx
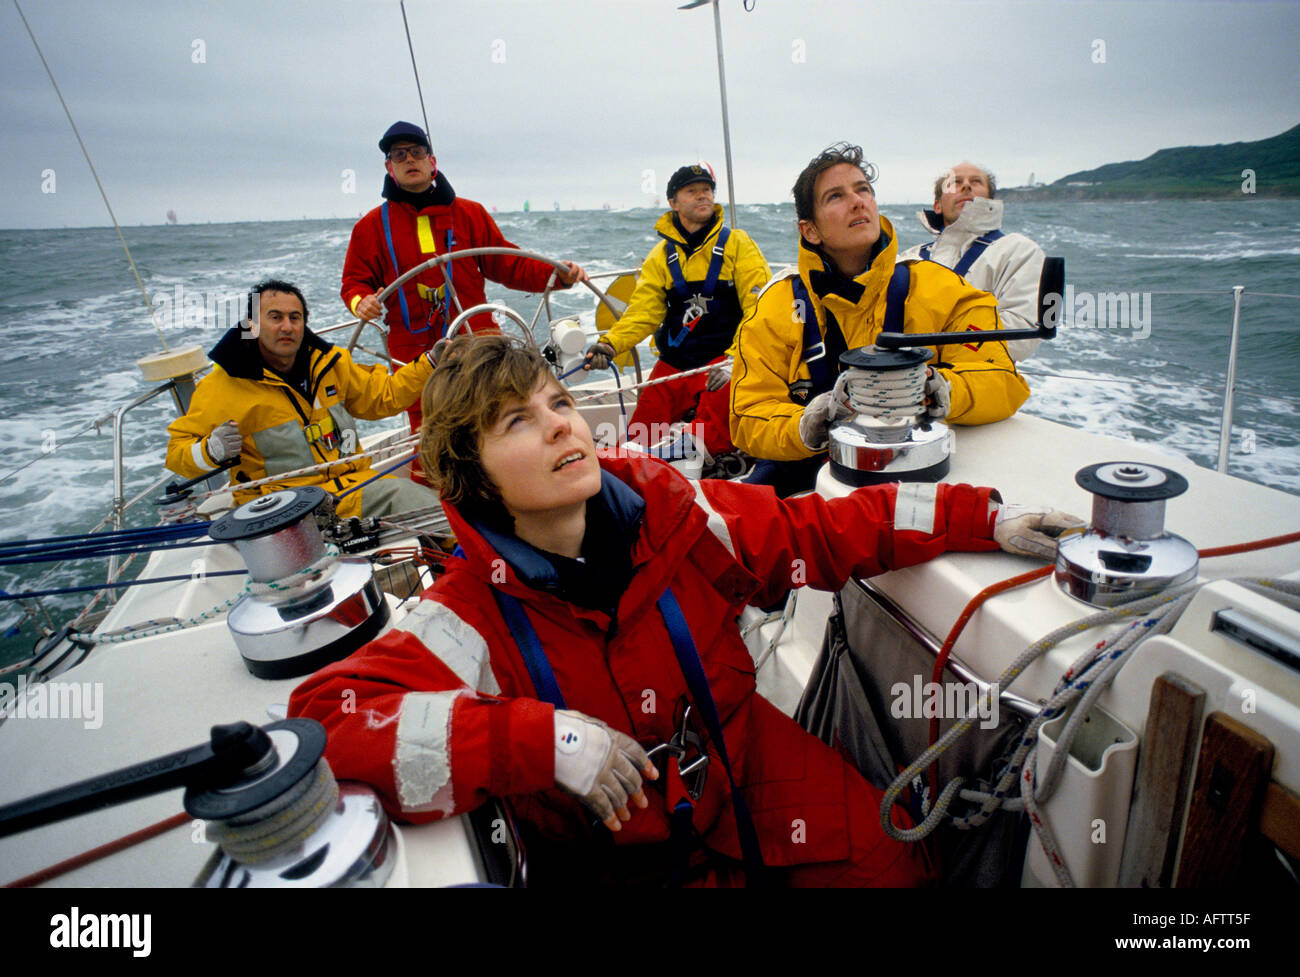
[2,0,1298,228]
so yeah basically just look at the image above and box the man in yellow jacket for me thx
[585,164,770,457]
[166,279,439,519]
[730,144,1030,495]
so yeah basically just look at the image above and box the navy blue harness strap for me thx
[663,226,732,349]
[919,243,932,261]
[883,262,910,335]
[664,225,730,300]
[790,275,834,397]
[439,229,454,337]
[952,229,1003,278]
[380,203,413,333]
[656,589,767,885]
[486,571,767,885]
[490,588,567,710]
[792,262,910,396]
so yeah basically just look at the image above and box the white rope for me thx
[880,576,1296,881]
[205,759,338,864]
[191,435,420,501]
[92,545,341,642]
[878,582,1202,843]
[570,358,728,404]
[750,591,799,675]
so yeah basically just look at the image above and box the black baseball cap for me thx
[379,121,431,154]
[667,164,716,198]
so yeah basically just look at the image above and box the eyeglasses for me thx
[386,145,430,163]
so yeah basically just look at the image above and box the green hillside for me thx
[1001,124,1300,200]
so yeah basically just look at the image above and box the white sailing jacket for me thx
[899,197,1046,361]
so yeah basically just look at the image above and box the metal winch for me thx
[191,720,396,888]
[0,718,395,887]
[827,347,952,486]
[1055,461,1200,607]
[208,487,389,679]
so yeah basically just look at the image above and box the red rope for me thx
[5,810,190,888]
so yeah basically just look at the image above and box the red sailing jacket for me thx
[341,183,557,359]
[288,455,1000,870]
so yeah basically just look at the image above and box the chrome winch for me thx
[1055,461,1200,607]
[0,718,395,887]
[208,487,389,679]
[827,346,952,486]
[190,719,396,888]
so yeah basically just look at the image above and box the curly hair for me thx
[792,142,879,222]
[418,334,558,521]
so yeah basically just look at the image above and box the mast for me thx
[680,0,739,229]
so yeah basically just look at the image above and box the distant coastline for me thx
[1000,123,1300,202]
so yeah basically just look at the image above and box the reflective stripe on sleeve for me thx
[394,600,501,695]
[394,690,463,815]
[894,483,938,535]
[190,440,217,472]
[691,482,737,557]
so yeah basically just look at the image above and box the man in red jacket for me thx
[341,121,588,463]
[289,335,1078,886]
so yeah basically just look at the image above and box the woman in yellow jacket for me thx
[165,280,437,519]
[730,144,1030,494]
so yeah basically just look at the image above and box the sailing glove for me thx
[584,342,616,371]
[992,503,1085,560]
[705,359,732,392]
[924,369,951,420]
[799,391,844,451]
[553,709,655,831]
[206,421,242,463]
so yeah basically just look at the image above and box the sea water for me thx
[1,199,1298,665]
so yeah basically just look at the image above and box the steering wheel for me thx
[345,248,624,366]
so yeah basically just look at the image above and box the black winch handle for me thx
[875,256,1065,351]
[0,721,272,838]
[155,456,241,504]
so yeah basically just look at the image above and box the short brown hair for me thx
[418,334,557,518]
[792,142,878,222]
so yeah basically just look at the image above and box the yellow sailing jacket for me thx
[729,215,1030,461]
[165,327,432,518]
[599,205,770,370]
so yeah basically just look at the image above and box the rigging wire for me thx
[13,0,168,349]
[400,0,432,141]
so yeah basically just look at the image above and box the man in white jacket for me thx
[899,162,1046,361]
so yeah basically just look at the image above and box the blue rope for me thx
[0,537,220,567]
[0,521,210,555]
[0,569,246,601]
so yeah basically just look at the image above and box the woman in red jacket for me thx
[288,335,1075,886]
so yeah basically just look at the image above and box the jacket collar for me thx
[207,325,332,381]
[796,213,899,328]
[381,170,457,211]
[655,204,725,254]
[441,453,706,621]
[915,196,1004,239]
[470,469,645,594]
